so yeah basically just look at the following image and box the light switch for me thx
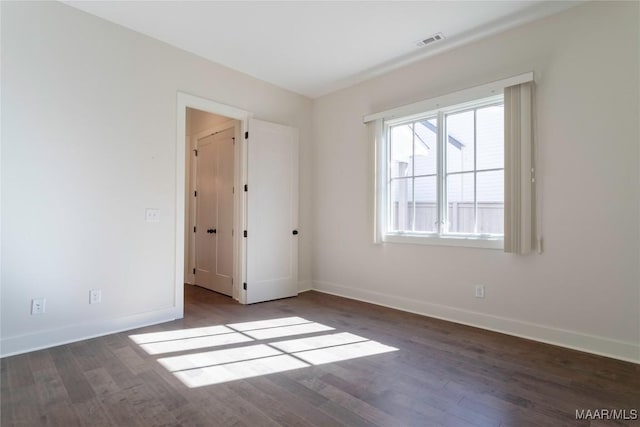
[145,208,160,222]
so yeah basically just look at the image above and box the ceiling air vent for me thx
[417,32,445,47]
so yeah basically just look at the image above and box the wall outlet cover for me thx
[89,289,102,304]
[31,298,46,315]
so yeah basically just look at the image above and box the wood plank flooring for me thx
[2,285,639,426]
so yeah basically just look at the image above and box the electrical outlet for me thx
[89,289,102,304]
[31,298,46,315]
[475,285,485,299]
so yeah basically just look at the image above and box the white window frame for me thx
[368,73,534,250]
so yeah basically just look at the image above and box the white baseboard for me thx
[0,307,178,358]
[312,280,639,364]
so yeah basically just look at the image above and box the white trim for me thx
[176,92,252,314]
[311,280,640,364]
[0,308,177,358]
[186,131,195,285]
[383,234,503,249]
[179,93,250,122]
[363,72,533,123]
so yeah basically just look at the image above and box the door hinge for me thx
[244,131,249,139]
[232,137,236,145]
[232,187,234,194]
[194,149,198,157]
[193,226,196,233]
[243,230,247,238]
[243,282,247,290]
[244,184,248,192]
[194,190,197,197]
[192,268,196,274]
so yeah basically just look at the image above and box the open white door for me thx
[245,119,299,304]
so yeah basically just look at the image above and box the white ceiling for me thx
[64,1,579,98]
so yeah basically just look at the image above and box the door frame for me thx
[175,92,251,318]
[190,121,240,298]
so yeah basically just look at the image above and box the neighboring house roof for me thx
[417,120,464,150]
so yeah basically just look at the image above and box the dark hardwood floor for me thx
[2,285,639,426]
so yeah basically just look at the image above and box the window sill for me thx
[382,233,504,250]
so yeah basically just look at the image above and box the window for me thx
[367,73,535,253]
[382,95,505,248]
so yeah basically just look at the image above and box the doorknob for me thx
[292,230,299,235]
[207,229,217,234]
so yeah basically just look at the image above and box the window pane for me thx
[446,110,474,173]
[389,124,413,178]
[413,176,437,233]
[389,178,413,232]
[447,172,474,234]
[413,118,437,176]
[477,105,504,170]
[477,170,504,235]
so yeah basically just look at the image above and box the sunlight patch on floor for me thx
[158,344,281,372]
[173,354,309,388]
[137,332,252,355]
[269,332,368,353]
[227,317,310,331]
[293,340,398,365]
[242,322,334,340]
[129,325,234,344]
[130,317,398,387]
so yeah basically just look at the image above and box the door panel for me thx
[215,128,234,294]
[246,119,298,304]
[195,135,218,290]
[195,127,234,296]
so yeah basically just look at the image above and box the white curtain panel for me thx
[504,82,535,254]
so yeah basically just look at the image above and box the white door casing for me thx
[176,93,251,317]
[245,119,299,304]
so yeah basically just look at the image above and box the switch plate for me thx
[475,285,485,299]
[89,289,102,304]
[31,298,46,315]
[145,208,160,222]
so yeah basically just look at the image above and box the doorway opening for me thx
[186,108,239,300]
[175,93,251,318]
[174,92,300,320]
